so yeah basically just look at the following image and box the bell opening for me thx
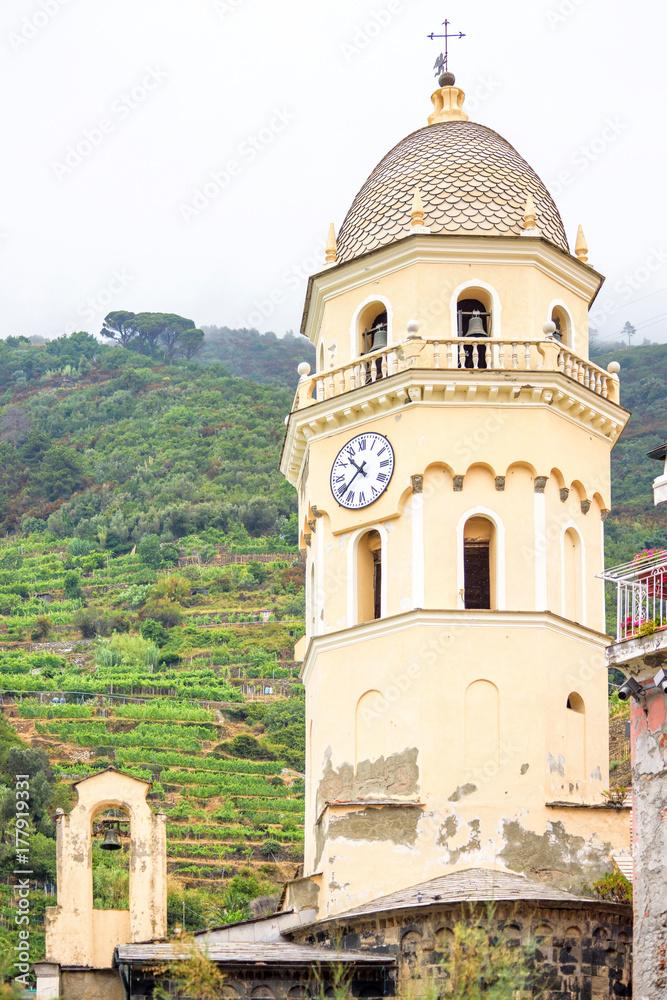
[457,298,490,337]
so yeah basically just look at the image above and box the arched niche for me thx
[355,690,387,768]
[564,691,586,778]
[561,523,585,625]
[464,680,500,774]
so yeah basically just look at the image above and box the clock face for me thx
[330,432,395,509]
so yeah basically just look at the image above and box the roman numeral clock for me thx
[330,432,395,509]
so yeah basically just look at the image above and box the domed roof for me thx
[336,120,569,263]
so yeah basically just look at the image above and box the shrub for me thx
[137,534,162,567]
[260,838,282,859]
[31,616,53,641]
[73,606,118,639]
[63,570,82,600]
[68,537,96,557]
[246,561,267,585]
[590,870,632,903]
[140,599,183,628]
[140,619,169,646]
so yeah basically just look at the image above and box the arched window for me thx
[463,516,496,609]
[562,527,583,623]
[465,680,499,774]
[550,304,572,347]
[456,288,492,369]
[357,529,382,623]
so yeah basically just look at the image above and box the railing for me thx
[598,551,667,641]
[295,336,617,410]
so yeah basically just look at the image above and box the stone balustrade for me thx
[294,336,619,410]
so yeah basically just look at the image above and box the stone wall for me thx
[290,900,633,999]
[631,685,667,999]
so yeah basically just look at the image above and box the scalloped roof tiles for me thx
[336,120,569,263]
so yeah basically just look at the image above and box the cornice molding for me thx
[300,608,609,685]
[280,367,630,487]
[300,235,604,343]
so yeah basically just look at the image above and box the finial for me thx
[427,20,468,125]
[409,186,430,234]
[523,194,537,230]
[325,223,338,265]
[575,224,588,263]
[411,186,424,227]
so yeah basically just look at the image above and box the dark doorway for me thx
[464,539,491,609]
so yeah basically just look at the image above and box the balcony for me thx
[294,334,620,411]
[599,550,667,642]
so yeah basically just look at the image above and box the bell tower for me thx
[281,74,631,919]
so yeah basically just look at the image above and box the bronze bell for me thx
[100,821,122,851]
[467,311,486,337]
[370,322,388,351]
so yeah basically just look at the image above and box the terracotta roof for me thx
[115,941,394,966]
[336,121,569,263]
[309,868,611,924]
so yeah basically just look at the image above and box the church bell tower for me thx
[280,72,630,919]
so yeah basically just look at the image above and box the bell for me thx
[100,822,122,851]
[467,311,486,337]
[370,322,388,351]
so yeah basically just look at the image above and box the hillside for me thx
[201,327,315,384]
[591,342,667,564]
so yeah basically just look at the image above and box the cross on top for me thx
[427,19,465,77]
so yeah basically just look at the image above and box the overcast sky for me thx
[1,0,665,350]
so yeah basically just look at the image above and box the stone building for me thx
[38,69,637,1000]
[602,443,667,999]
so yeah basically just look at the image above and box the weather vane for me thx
[427,19,465,80]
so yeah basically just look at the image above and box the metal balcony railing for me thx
[598,551,667,641]
[294,336,619,411]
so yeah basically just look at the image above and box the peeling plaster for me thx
[447,783,477,803]
[328,806,422,847]
[547,752,565,776]
[498,819,612,891]
[317,748,419,814]
[520,763,530,775]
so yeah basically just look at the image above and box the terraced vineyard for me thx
[0,530,307,944]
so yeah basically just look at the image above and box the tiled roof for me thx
[115,941,394,966]
[313,868,607,923]
[336,121,569,263]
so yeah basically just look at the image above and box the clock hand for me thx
[344,461,367,491]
